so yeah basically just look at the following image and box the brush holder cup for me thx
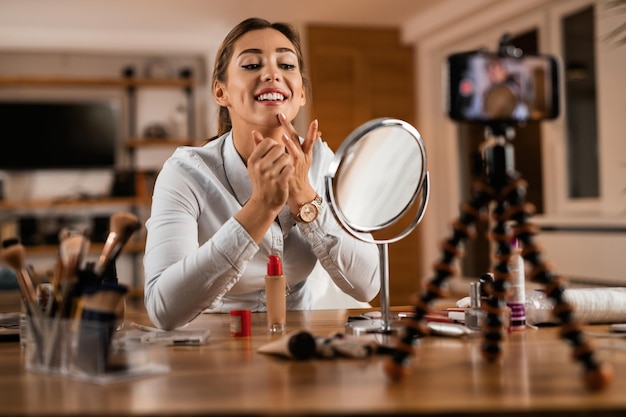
[24,315,169,383]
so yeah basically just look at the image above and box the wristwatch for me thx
[293,194,323,223]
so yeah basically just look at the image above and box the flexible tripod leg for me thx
[384,177,493,380]
[498,177,613,390]
[481,197,513,362]
[385,171,613,391]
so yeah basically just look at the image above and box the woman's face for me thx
[214,28,306,132]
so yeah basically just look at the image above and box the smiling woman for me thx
[142,17,380,331]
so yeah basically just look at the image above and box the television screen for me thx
[0,101,119,170]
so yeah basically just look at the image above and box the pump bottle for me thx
[265,255,286,334]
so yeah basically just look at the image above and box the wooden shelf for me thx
[22,240,145,257]
[0,75,194,88]
[0,196,150,211]
[125,138,196,148]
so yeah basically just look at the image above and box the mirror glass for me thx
[327,118,429,241]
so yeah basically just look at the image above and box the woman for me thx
[143,17,380,330]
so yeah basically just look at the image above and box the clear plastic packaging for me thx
[525,290,556,325]
[525,287,626,325]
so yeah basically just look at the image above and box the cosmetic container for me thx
[465,281,485,331]
[265,255,286,334]
[507,239,526,331]
[230,309,252,337]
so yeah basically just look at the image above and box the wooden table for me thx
[1,302,626,416]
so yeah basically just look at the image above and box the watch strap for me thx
[293,194,323,223]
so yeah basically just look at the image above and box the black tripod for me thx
[383,122,613,391]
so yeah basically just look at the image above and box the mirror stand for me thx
[377,243,391,333]
[325,118,429,342]
[345,243,395,339]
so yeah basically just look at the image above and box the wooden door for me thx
[306,25,421,307]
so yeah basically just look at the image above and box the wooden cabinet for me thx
[306,26,421,307]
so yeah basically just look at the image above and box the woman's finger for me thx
[301,119,318,154]
[277,113,300,144]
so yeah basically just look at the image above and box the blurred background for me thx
[0,0,624,308]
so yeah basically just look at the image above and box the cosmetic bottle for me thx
[265,255,286,334]
[506,238,526,331]
[465,281,485,331]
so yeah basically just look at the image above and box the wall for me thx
[403,0,626,285]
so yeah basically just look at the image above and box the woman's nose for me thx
[263,64,281,82]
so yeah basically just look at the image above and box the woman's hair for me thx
[210,17,310,138]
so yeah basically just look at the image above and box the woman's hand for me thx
[277,113,320,210]
[248,131,294,213]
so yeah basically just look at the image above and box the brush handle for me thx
[94,221,140,277]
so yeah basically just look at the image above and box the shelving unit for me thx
[0,72,199,297]
[0,75,194,88]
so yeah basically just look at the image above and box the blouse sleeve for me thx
[298,140,381,302]
[143,156,258,330]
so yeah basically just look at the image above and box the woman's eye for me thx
[280,63,296,70]
[242,64,261,70]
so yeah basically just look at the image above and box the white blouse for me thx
[143,132,380,330]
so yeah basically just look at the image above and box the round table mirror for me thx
[325,118,430,334]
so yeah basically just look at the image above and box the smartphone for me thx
[445,50,559,123]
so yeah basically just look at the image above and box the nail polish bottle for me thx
[265,255,286,334]
[465,281,485,331]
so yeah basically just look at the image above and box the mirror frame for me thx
[325,118,430,244]
[325,117,430,335]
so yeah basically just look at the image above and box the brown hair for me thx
[210,17,310,139]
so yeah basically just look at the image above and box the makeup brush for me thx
[1,238,45,360]
[1,238,41,318]
[56,230,91,317]
[59,231,90,280]
[94,212,141,278]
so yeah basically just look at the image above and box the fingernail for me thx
[279,113,286,120]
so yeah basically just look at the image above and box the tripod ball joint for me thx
[584,362,613,391]
[384,358,410,381]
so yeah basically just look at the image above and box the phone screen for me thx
[445,51,559,123]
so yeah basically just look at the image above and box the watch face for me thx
[299,203,318,222]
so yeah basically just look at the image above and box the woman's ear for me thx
[213,80,229,106]
[298,85,306,107]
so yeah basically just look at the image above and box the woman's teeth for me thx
[256,93,285,101]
